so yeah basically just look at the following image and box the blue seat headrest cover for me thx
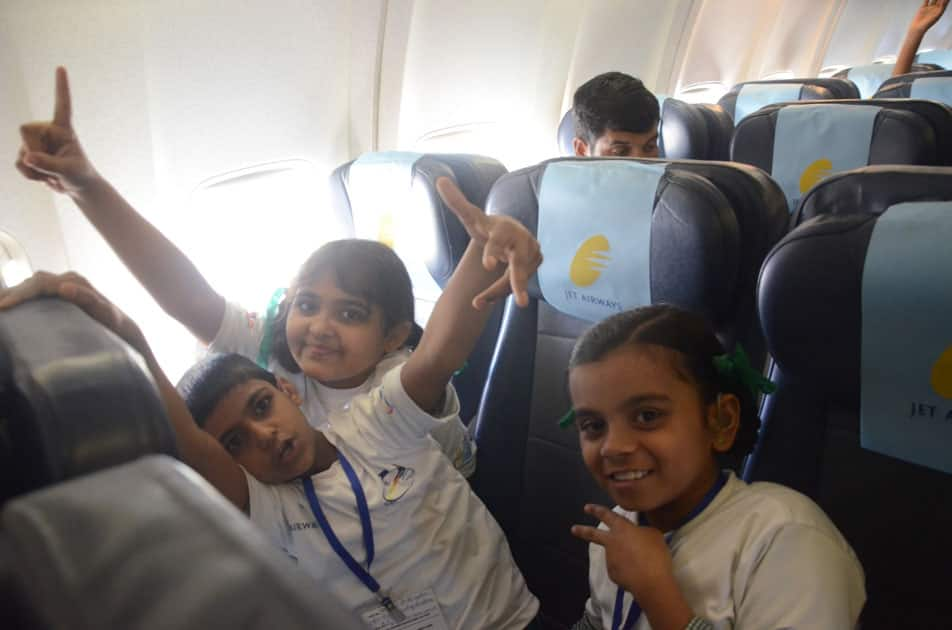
[537,161,665,321]
[861,201,952,474]
[772,104,880,211]
[733,82,803,123]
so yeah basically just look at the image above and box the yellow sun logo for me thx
[930,345,952,399]
[799,158,834,194]
[570,235,611,287]
[377,211,395,249]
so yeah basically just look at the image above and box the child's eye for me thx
[338,307,368,323]
[633,409,663,425]
[253,394,271,418]
[294,298,317,315]
[576,415,605,437]
[223,432,244,454]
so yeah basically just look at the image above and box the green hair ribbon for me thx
[256,287,287,369]
[712,344,776,398]
[558,409,576,429]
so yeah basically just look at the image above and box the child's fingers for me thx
[472,272,512,310]
[0,271,68,310]
[436,177,490,243]
[21,151,70,178]
[505,238,541,307]
[57,282,123,332]
[15,148,49,182]
[53,67,72,128]
[570,524,608,547]
[583,503,625,528]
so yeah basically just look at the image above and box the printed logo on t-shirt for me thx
[377,390,395,415]
[246,312,259,330]
[379,465,415,503]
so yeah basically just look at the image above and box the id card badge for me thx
[360,589,449,630]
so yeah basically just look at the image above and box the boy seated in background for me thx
[572,71,660,158]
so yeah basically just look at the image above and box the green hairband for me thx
[557,344,776,429]
[712,344,776,398]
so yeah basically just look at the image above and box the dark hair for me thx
[572,72,660,145]
[176,353,277,428]
[568,304,761,460]
[271,239,419,373]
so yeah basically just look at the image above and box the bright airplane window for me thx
[675,81,728,104]
[819,65,849,78]
[762,71,795,80]
[183,160,346,312]
[0,230,32,290]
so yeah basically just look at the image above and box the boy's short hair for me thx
[177,353,277,428]
[572,72,660,144]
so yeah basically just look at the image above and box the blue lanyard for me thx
[302,451,403,619]
[611,472,728,630]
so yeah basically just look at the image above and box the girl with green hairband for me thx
[564,304,865,630]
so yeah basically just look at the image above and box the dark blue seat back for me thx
[0,298,176,505]
[718,78,856,123]
[472,157,787,628]
[1,456,361,630]
[750,168,952,629]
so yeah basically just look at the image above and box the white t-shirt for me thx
[208,300,476,477]
[244,363,538,629]
[585,472,866,629]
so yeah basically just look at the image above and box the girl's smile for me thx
[569,344,729,531]
[286,273,408,388]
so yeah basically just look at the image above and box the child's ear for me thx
[707,393,741,454]
[383,320,413,353]
[573,137,590,157]
[276,377,302,405]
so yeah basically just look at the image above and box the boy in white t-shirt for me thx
[0,174,542,628]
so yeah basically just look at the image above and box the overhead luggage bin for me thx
[752,171,952,628]
[470,157,787,628]
[329,152,507,423]
[718,78,859,123]
[0,298,177,505]
[0,455,362,630]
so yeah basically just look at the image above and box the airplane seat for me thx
[0,298,177,505]
[794,164,952,226]
[731,102,941,212]
[718,79,847,124]
[329,152,507,423]
[750,190,952,629]
[0,455,361,629]
[693,103,734,160]
[556,99,729,160]
[471,157,786,628]
[874,69,952,104]
[833,63,942,98]
[916,48,952,69]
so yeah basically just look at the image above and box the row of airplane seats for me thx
[750,165,952,630]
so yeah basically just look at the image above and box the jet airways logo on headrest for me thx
[570,235,611,287]
[799,158,834,194]
[931,345,952,399]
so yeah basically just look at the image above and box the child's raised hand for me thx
[910,0,949,34]
[0,271,149,358]
[571,504,676,604]
[436,176,542,309]
[15,67,99,196]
